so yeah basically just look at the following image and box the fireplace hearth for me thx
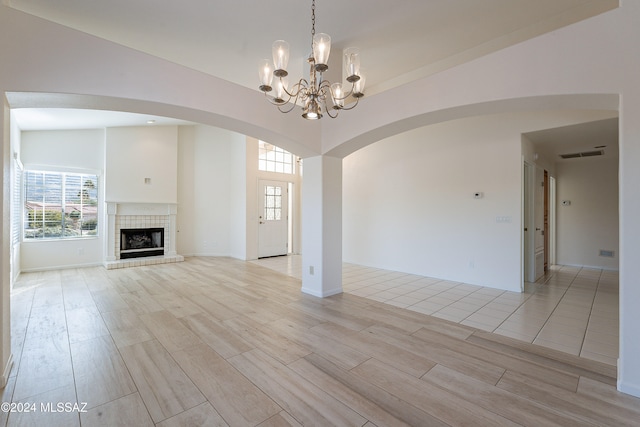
[120,228,164,259]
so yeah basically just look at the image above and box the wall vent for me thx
[559,149,604,159]
[599,249,615,258]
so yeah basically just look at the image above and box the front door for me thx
[258,180,289,258]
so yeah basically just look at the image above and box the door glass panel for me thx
[264,185,282,221]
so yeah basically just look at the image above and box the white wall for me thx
[20,129,105,270]
[105,126,177,203]
[343,111,618,291]
[2,99,11,386]
[229,138,247,260]
[177,124,242,257]
[344,114,522,291]
[21,129,104,171]
[521,135,557,178]
[176,126,196,255]
[556,157,618,270]
[9,113,21,283]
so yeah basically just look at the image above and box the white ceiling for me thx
[6,0,620,153]
[7,0,617,95]
[525,118,619,162]
[12,108,193,131]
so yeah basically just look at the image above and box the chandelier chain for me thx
[311,0,316,52]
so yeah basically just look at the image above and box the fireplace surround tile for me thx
[105,203,183,269]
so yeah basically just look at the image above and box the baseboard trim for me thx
[301,287,343,298]
[618,378,640,398]
[21,262,103,273]
[1,354,13,388]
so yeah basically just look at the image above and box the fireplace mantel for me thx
[104,202,183,269]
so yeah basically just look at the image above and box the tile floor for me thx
[251,255,619,366]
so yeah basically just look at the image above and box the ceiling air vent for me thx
[559,149,604,159]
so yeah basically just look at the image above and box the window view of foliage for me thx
[24,171,98,239]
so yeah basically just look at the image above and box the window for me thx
[24,170,99,239]
[258,140,295,174]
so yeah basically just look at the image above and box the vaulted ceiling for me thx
[7,0,617,95]
[7,0,620,154]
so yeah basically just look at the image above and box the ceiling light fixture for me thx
[258,0,364,120]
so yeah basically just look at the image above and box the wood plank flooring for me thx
[5,257,639,426]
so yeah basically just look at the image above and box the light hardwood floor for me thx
[4,257,639,426]
[253,255,619,365]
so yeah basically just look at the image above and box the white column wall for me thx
[618,84,640,397]
[229,138,248,260]
[1,97,11,386]
[301,156,342,297]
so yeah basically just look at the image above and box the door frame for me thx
[257,178,291,258]
[523,160,535,287]
[548,176,556,266]
[522,159,556,288]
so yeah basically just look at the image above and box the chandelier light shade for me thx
[353,71,365,98]
[272,40,290,75]
[258,0,365,119]
[259,59,274,92]
[344,47,360,79]
[312,33,331,71]
[274,77,289,103]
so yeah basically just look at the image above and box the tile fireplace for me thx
[104,202,183,269]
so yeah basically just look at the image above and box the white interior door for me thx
[523,161,533,286]
[534,166,545,281]
[258,180,289,258]
[548,176,556,266]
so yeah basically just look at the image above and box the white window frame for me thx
[23,168,99,240]
[258,140,296,174]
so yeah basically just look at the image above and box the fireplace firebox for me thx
[120,228,164,259]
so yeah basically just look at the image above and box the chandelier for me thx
[258,0,364,120]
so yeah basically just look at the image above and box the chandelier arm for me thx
[277,101,299,114]
[279,89,305,113]
[325,103,339,118]
[282,78,309,99]
[263,89,293,106]
[317,79,332,93]
[336,95,360,111]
